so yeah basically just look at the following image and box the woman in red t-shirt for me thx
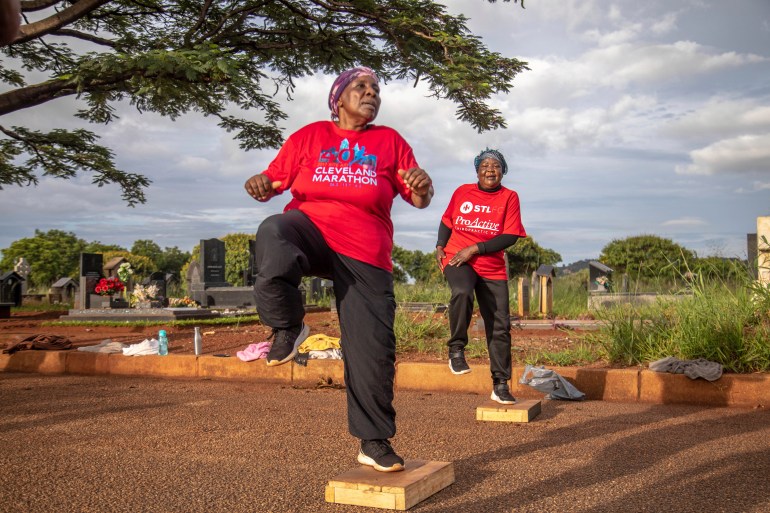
[244,67,433,473]
[436,148,526,404]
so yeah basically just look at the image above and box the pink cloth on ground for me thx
[236,342,272,362]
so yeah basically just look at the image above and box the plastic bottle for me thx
[158,329,169,356]
[193,327,202,356]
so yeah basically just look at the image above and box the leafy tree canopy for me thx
[599,234,696,278]
[0,0,527,205]
[392,245,442,284]
[0,229,85,288]
[505,236,562,278]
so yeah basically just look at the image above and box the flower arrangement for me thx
[168,296,199,308]
[117,262,134,283]
[595,275,613,291]
[132,283,160,303]
[95,277,125,296]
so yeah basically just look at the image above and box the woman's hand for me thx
[244,173,282,202]
[436,246,446,270]
[398,168,433,208]
[447,245,480,267]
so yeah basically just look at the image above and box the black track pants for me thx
[444,264,512,381]
[254,209,397,440]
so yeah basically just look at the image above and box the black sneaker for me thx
[448,349,471,375]
[491,381,517,405]
[265,323,309,366]
[357,439,405,472]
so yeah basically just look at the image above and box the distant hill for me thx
[557,259,594,275]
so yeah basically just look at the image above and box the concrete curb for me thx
[1,351,767,408]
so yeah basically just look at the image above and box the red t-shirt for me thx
[441,184,527,280]
[262,121,418,271]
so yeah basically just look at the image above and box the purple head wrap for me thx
[328,66,379,120]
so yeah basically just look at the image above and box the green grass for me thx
[523,343,598,367]
[44,314,262,328]
[588,264,770,372]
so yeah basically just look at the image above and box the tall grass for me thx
[589,261,770,372]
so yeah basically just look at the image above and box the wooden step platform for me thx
[325,459,454,510]
[476,399,541,423]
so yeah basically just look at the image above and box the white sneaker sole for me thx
[357,451,404,473]
[266,323,310,366]
[491,391,517,405]
[448,361,471,375]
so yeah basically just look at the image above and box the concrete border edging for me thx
[0,352,768,408]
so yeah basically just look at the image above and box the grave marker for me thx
[14,258,30,295]
[78,253,103,309]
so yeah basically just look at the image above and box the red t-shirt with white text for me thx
[441,184,527,280]
[262,121,418,271]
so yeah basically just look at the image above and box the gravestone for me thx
[246,239,257,287]
[50,277,78,303]
[748,233,758,280]
[201,239,229,285]
[14,258,31,295]
[0,271,24,306]
[78,253,103,309]
[758,217,770,287]
[588,261,613,293]
[143,271,167,300]
[536,264,556,316]
[189,239,231,307]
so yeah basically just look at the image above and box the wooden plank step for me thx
[325,459,454,510]
[476,399,542,423]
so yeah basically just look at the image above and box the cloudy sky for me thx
[1,0,769,266]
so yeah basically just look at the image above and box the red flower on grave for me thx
[95,277,125,296]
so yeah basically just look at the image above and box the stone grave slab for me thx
[476,399,541,423]
[325,460,454,510]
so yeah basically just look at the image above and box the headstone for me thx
[103,257,127,279]
[200,239,229,286]
[517,277,529,317]
[247,239,257,287]
[143,271,167,299]
[536,265,556,316]
[78,253,103,309]
[758,217,770,287]
[50,277,78,303]
[0,271,24,306]
[747,233,758,280]
[14,258,31,295]
[588,261,614,293]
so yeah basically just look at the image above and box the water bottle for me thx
[158,329,169,356]
[193,327,202,356]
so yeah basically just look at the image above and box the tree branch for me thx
[51,28,116,47]
[20,0,59,12]
[15,0,112,44]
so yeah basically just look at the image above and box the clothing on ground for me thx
[77,339,126,354]
[122,338,159,356]
[298,334,341,353]
[519,365,586,400]
[236,342,272,362]
[3,334,73,354]
[649,356,723,381]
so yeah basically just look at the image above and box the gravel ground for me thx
[1,373,769,513]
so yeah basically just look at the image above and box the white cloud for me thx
[676,134,770,175]
[661,217,707,227]
[664,98,770,141]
